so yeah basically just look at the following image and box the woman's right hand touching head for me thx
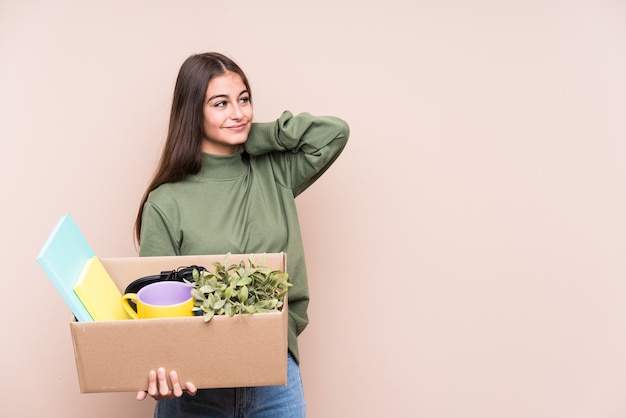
[136,368,197,401]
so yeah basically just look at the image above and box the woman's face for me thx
[201,71,253,155]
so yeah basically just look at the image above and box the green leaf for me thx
[203,310,214,322]
[236,276,252,287]
[198,285,215,294]
[239,286,248,301]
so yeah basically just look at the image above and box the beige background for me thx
[2,0,626,417]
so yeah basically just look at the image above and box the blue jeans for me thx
[154,354,306,418]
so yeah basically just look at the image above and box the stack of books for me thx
[36,214,130,321]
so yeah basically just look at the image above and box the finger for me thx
[147,370,159,398]
[169,370,184,398]
[185,381,198,396]
[136,390,148,401]
[157,367,171,397]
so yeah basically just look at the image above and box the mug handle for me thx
[121,293,140,319]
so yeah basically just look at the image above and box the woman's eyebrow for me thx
[207,90,249,102]
[207,93,227,102]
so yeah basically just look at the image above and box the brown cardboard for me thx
[69,253,288,393]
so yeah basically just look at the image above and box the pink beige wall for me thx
[2,0,626,417]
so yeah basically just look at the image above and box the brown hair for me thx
[134,52,251,243]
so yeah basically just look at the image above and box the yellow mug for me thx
[122,281,194,319]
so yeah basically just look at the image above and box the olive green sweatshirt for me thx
[139,111,349,364]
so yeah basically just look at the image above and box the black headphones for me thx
[123,265,207,312]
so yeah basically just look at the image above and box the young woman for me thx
[134,52,349,417]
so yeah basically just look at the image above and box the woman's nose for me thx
[230,104,243,120]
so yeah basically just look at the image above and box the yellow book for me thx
[73,256,130,321]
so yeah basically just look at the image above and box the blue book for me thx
[37,214,95,322]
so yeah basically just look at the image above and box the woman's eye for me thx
[214,101,226,108]
[239,96,250,104]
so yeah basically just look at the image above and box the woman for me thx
[134,52,349,417]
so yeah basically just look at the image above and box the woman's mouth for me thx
[226,123,248,132]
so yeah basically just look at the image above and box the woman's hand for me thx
[136,368,197,401]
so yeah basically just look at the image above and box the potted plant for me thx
[187,254,291,322]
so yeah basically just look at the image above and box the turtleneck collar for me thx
[193,152,248,180]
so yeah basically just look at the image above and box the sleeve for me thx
[138,200,181,257]
[244,111,349,196]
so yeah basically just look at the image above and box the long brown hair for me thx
[134,52,251,243]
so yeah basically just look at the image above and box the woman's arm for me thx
[245,111,349,196]
[139,200,181,257]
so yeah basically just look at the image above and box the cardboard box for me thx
[69,253,288,393]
